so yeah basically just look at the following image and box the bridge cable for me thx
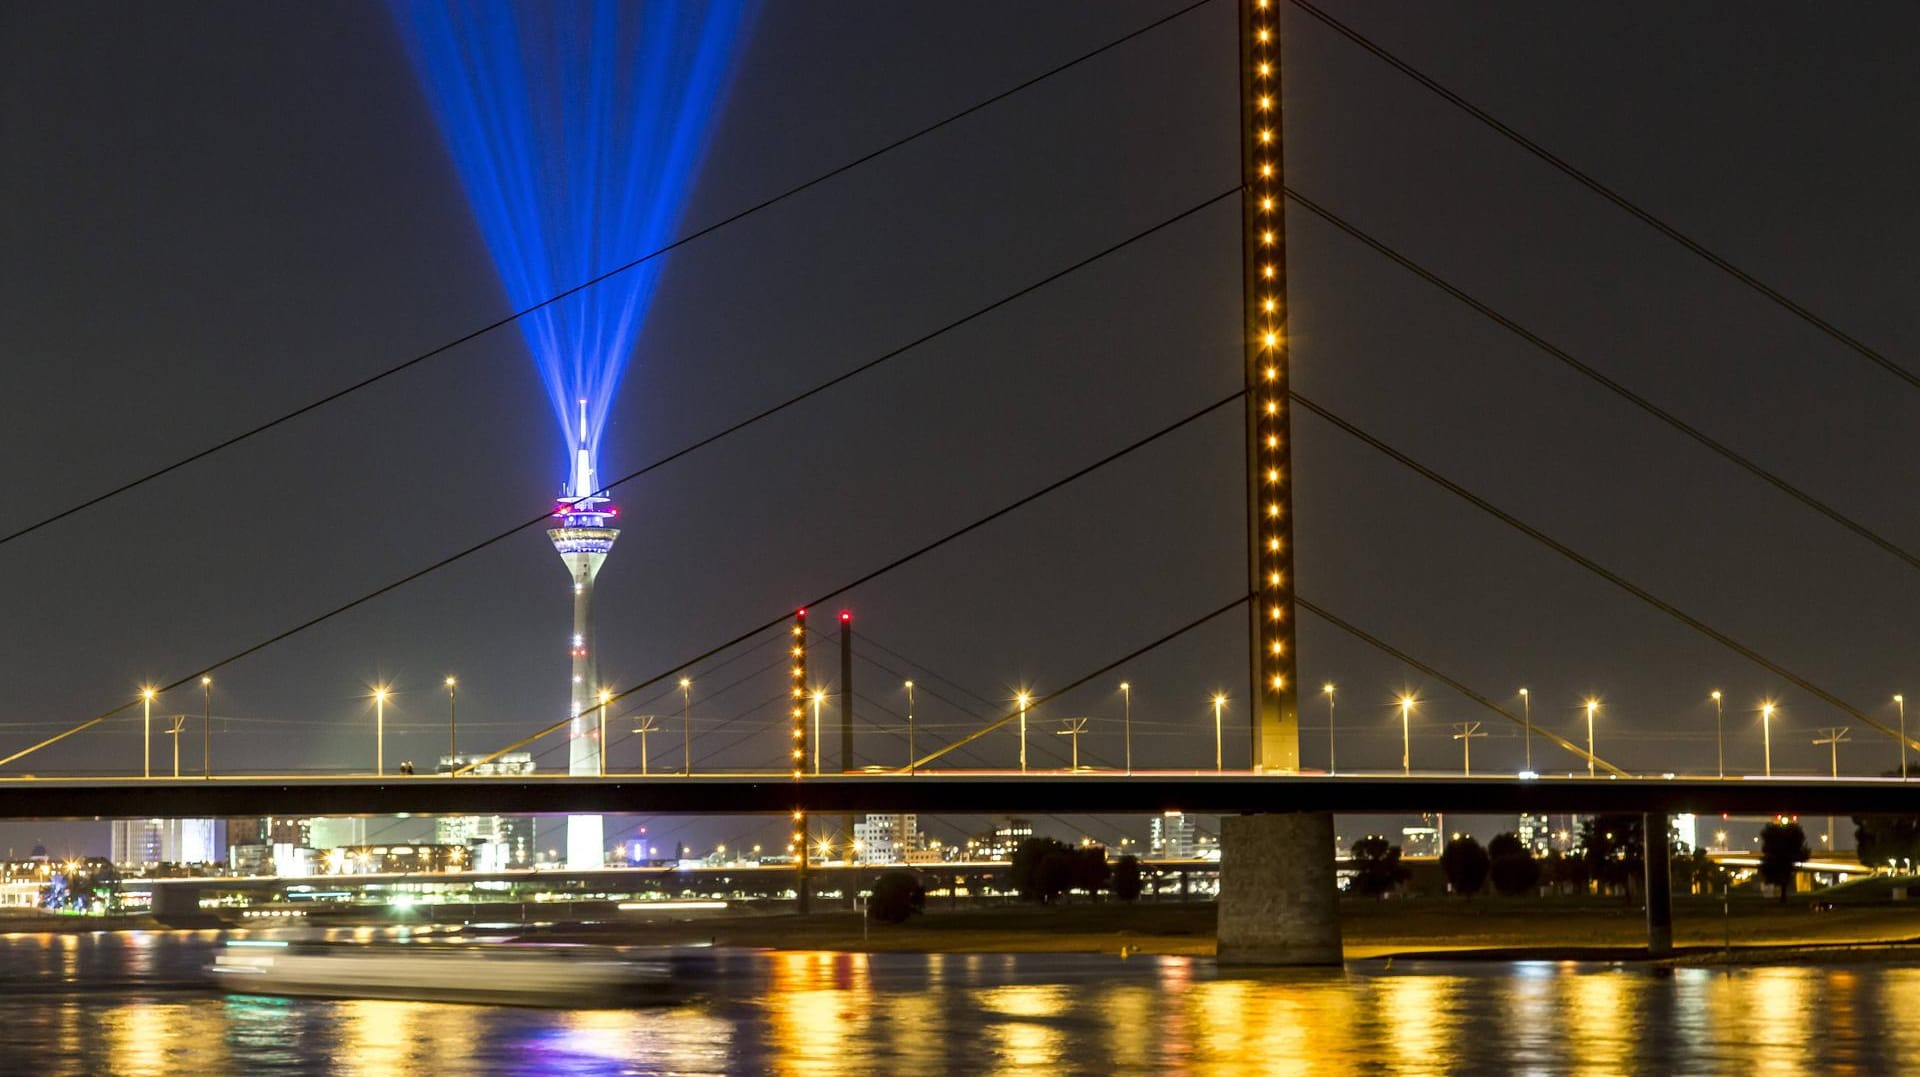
[1286,186,1920,577]
[0,0,1223,552]
[1290,390,1920,755]
[1287,0,1920,391]
[454,388,1246,775]
[0,186,1237,771]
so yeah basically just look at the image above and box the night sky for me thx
[3,2,1918,857]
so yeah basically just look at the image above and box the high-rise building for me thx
[1150,812,1199,859]
[549,401,619,871]
[110,819,217,866]
[852,814,921,865]
[306,818,367,852]
[433,815,536,869]
[1517,813,1552,856]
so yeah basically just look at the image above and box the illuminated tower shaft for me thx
[550,400,620,870]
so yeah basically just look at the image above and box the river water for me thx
[0,930,1911,1074]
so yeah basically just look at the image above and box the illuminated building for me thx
[1150,811,1200,859]
[1516,813,1552,856]
[851,814,923,865]
[550,402,619,870]
[110,819,217,867]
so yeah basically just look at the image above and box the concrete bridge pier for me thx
[1217,812,1343,965]
[1644,812,1673,955]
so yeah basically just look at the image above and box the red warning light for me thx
[796,608,807,618]
[839,610,852,623]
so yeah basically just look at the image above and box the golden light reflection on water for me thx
[1099,985,1155,1071]
[767,952,875,1075]
[334,1000,479,1076]
[980,984,1071,1071]
[1376,973,1464,1075]
[1710,967,1815,1077]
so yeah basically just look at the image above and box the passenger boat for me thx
[209,940,677,1007]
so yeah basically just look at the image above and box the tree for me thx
[869,870,926,924]
[1348,836,1410,897]
[1111,855,1144,902]
[1580,814,1644,898]
[1853,813,1920,871]
[1440,836,1491,897]
[1071,847,1111,898]
[1543,849,1588,895]
[1758,820,1811,902]
[1487,832,1540,897]
[1010,837,1074,904]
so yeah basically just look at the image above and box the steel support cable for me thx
[1286,186,1920,577]
[454,389,1248,775]
[1285,0,1919,392]
[1287,592,1626,777]
[907,596,1249,771]
[1290,390,1920,754]
[0,0,1223,552]
[0,188,1236,772]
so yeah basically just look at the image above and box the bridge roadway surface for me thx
[1,770,1918,819]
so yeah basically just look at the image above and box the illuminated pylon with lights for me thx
[550,399,620,869]
[790,609,809,779]
[1242,0,1299,770]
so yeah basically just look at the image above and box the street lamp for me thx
[1761,701,1776,777]
[140,686,156,779]
[1898,694,1908,780]
[1323,684,1336,774]
[811,689,826,774]
[372,686,390,776]
[1398,695,1415,775]
[446,676,458,772]
[1016,691,1032,773]
[679,678,692,776]
[1518,688,1531,774]
[598,689,612,777]
[904,681,916,774]
[1211,694,1227,771]
[1711,690,1724,779]
[1584,698,1599,777]
[1119,682,1132,775]
[201,676,212,780]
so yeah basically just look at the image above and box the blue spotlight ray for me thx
[393,0,757,477]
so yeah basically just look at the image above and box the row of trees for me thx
[1354,816,1814,901]
[869,838,1150,924]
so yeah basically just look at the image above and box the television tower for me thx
[549,399,619,870]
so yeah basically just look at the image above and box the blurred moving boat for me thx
[210,940,676,1007]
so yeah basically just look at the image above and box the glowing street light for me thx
[679,678,692,777]
[1711,690,1724,779]
[201,676,212,780]
[1398,695,1416,775]
[446,676,458,772]
[1323,684,1336,774]
[1761,701,1776,777]
[1584,699,1599,777]
[811,689,826,775]
[1119,682,1133,775]
[1518,688,1531,774]
[904,681,916,774]
[139,686,156,779]
[1211,694,1228,771]
[1016,691,1033,773]
[598,689,612,777]
[1898,694,1908,780]
[373,685,390,777]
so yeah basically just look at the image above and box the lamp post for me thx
[1583,699,1600,777]
[1323,684,1336,774]
[1898,694,1908,780]
[1761,701,1776,777]
[679,678,692,776]
[598,689,611,777]
[1057,718,1089,770]
[633,715,660,775]
[1451,721,1485,776]
[811,690,825,775]
[1016,691,1032,773]
[201,676,212,779]
[1119,682,1132,775]
[1518,688,1531,773]
[373,686,389,777]
[1398,695,1415,776]
[1711,690,1724,778]
[905,681,916,774]
[446,676,458,772]
[1211,694,1227,771]
[140,686,155,778]
[168,716,184,777]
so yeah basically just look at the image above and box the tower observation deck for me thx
[549,400,619,870]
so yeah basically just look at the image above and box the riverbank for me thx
[534,896,1920,962]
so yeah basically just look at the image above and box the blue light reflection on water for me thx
[0,933,1915,1074]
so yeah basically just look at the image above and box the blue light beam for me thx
[393,0,757,475]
